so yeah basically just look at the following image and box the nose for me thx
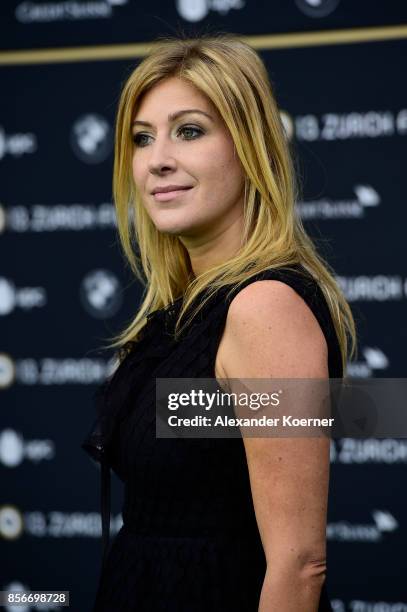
[147,135,177,176]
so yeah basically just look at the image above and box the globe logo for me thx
[80,269,123,318]
[70,114,113,164]
[176,0,209,22]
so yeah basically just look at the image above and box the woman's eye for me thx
[132,125,203,147]
[132,133,151,147]
[177,125,203,140]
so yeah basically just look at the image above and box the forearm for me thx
[258,564,326,612]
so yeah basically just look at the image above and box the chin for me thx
[151,220,188,235]
[158,225,206,240]
[151,214,201,237]
[156,226,184,236]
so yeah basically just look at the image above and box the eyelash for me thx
[132,125,204,147]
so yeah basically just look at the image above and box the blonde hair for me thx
[110,33,357,375]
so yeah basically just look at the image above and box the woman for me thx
[82,33,356,611]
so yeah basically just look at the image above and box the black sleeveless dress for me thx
[81,264,343,612]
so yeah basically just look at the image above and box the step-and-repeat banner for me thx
[1,1,407,610]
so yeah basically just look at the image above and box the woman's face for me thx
[131,76,245,240]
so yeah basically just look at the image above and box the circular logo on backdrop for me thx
[0,354,15,389]
[70,114,113,164]
[0,278,16,315]
[176,0,209,22]
[80,269,123,318]
[0,505,23,540]
[0,429,24,468]
[295,0,340,18]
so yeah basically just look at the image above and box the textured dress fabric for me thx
[81,265,343,612]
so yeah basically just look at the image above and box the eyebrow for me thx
[132,109,214,127]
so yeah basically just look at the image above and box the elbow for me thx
[291,557,328,603]
[265,550,327,591]
[299,556,327,586]
[295,547,327,586]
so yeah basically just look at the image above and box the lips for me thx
[152,187,193,202]
[151,185,193,195]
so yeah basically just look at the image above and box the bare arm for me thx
[218,280,331,612]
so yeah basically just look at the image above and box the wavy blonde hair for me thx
[110,33,357,375]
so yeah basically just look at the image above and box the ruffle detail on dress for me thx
[81,293,199,466]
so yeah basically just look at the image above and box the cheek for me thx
[131,162,149,208]
[211,153,244,193]
[209,138,241,179]
[199,163,244,215]
[132,149,147,174]
[132,157,141,184]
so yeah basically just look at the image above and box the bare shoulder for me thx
[216,279,328,379]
